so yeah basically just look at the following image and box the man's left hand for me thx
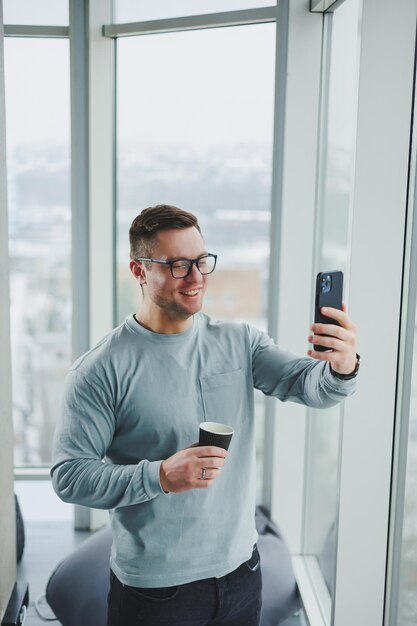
[307,303,357,375]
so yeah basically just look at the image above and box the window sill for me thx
[14,467,51,480]
[292,556,331,626]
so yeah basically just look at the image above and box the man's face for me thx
[139,227,209,322]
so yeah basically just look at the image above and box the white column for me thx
[89,0,115,346]
[83,0,115,530]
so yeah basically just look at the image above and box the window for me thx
[395,310,417,625]
[115,22,276,495]
[113,0,274,23]
[3,0,68,25]
[303,0,361,599]
[5,37,71,466]
[389,82,417,623]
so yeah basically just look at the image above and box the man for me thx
[51,204,359,626]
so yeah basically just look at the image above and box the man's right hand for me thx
[160,446,228,493]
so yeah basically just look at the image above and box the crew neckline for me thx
[125,313,199,342]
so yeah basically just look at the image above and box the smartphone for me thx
[314,270,343,352]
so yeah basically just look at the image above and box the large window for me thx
[5,37,71,466]
[303,0,361,599]
[116,22,276,495]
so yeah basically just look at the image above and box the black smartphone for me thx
[314,270,343,352]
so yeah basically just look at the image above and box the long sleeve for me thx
[49,313,358,589]
[250,326,357,408]
[50,369,164,509]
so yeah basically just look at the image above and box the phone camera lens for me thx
[320,274,332,294]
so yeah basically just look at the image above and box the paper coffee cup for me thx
[199,422,234,451]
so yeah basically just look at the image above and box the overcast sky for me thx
[4,23,276,150]
[3,0,272,25]
[3,0,358,153]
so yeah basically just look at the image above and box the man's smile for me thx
[179,288,201,297]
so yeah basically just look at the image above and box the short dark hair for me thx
[129,204,201,260]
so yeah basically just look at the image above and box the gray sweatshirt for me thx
[51,312,357,587]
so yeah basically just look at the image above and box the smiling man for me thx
[51,204,359,626]
[130,221,211,333]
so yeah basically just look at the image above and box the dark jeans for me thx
[107,545,262,626]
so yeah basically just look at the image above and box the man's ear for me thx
[129,260,147,285]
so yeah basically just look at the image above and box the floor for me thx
[16,520,92,625]
[13,479,306,626]
[16,520,307,626]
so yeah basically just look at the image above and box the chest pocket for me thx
[199,368,246,428]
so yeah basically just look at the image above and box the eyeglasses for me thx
[135,253,217,279]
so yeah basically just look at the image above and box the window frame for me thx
[266,1,329,623]
[103,6,278,37]
[299,1,362,619]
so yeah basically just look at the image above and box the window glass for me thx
[303,0,361,598]
[116,24,275,496]
[114,0,274,23]
[14,481,73,521]
[3,0,68,25]
[396,295,417,625]
[5,38,71,466]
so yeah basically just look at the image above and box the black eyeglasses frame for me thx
[134,253,217,279]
